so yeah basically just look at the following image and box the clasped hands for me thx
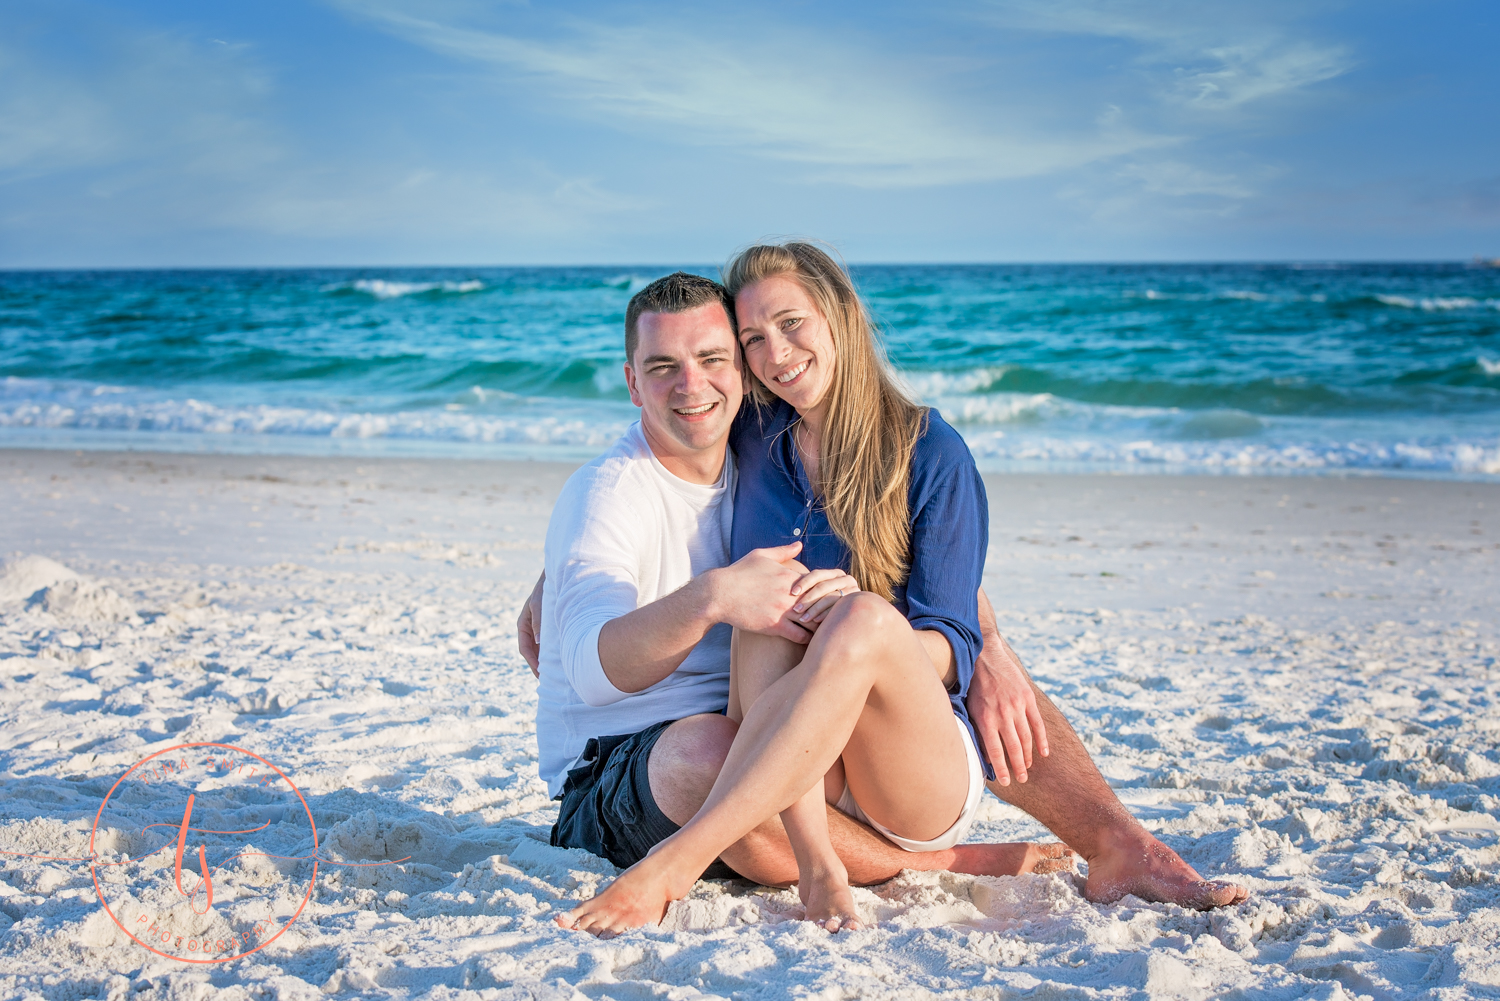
[516,541,857,679]
[709,541,859,645]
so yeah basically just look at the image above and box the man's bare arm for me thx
[966,587,1050,785]
[519,573,544,678]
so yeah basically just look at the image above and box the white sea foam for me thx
[327,279,486,299]
[1129,289,1500,309]
[1375,294,1498,311]
[929,391,1064,425]
[1479,358,1500,376]
[604,274,654,293]
[961,431,1500,475]
[0,394,630,450]
[3,377,1495,477]
[1128,289,1276,303]
[898,367,1011,397]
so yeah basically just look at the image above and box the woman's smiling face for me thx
[735,275,837,415]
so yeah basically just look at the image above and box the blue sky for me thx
[1,0,1495,266]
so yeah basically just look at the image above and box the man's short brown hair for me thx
[624,272,735,364]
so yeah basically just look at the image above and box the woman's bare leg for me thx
[558,594,970,936]
[730,629,861,930]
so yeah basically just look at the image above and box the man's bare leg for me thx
[558,594,987,935]
[970,591,1246,909]
[731,630,860,931]
[987,680,1248,909]
[647,714,1075,892]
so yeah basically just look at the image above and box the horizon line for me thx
[2,257,1498,273]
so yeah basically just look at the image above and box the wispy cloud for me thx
[980,0,1353,112]
[0,46,116,176]
[0,12,649,264]
[0,27,281,186]
[966,0,1352,216]
[2,0,1483,265]
[332,0,1170,189]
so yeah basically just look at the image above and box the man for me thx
[522,272,1247,929]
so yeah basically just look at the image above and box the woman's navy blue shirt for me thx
[729,398,994,779]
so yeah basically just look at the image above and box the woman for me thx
[560,242,1068,936]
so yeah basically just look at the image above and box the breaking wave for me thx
[325,279,486,299]
[962,431,1500,476]
[1374,294,1500,311]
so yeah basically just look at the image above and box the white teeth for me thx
[675,402,716,415]
[776,361,809,384]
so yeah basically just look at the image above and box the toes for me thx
[579,914,621,939]
[1197,880,1249,909]
[1227,883,1251,905]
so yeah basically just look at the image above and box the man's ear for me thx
[623,362,642,407]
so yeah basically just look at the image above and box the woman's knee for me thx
[819,592,909,655]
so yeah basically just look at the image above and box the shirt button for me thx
[793,528,802,537]
[805,499,812,508]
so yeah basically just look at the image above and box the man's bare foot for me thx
[1084,831,1249,910]
[555,851,700,937]
[951,841,1077,877]
[797,864,863,932]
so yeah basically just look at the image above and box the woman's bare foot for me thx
[1084,831,1249,910]
[797,864,863,932]
[950,841,1077,877]
[555,850,701,937]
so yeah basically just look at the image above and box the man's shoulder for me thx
[558,424,655,505]
[548,426,668,558]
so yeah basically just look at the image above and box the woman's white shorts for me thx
[833,713,985,853]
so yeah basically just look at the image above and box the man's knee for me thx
[647,714,737,826]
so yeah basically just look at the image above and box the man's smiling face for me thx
[624,301,744,482]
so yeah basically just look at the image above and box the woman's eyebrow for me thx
[738,308,802,335]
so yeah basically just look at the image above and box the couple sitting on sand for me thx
[516,242,1248,936]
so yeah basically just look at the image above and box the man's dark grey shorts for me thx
[551,718,738,879]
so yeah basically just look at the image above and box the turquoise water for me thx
[2,263,1497,476]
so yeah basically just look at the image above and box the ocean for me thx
[2,263,1497,477]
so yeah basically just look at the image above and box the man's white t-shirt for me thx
[535,422,735,798]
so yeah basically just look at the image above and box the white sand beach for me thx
[2,448,1498,1000]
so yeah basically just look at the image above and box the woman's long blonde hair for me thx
[724,242,927,601]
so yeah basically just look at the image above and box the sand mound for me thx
[0,555,78,604]
[0,554,137,622]
[34,578,137,622]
